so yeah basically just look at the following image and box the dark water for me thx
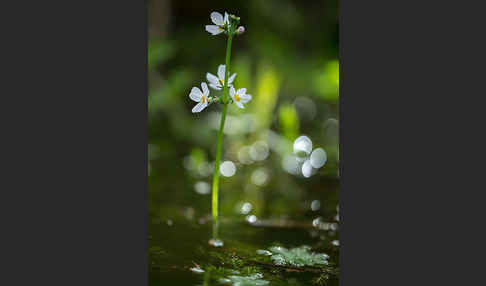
[149,177,339,285]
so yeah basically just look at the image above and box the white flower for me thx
[206,65,236,90]
[205,12,229,35]
[229,87,252,109]
[189,82,210,113]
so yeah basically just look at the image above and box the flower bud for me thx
[236,26,245,35]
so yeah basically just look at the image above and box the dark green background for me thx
[148,1,339,285]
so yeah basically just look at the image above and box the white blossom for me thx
[206,65,236,90]
[205,12,229,35]
[189,82,210,113]
[229,87,252,109]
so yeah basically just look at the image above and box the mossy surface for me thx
[191,240,337,285]
[262,245,329,267]
[149,218,339,285]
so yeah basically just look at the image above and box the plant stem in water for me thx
[211,32,233,239]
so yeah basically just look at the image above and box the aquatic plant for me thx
[188,11,250,244]
[219,273,269,286]
[257,245,329,267]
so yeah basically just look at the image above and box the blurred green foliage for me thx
[148,0,339,227]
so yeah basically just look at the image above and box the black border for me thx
[2,1,147,284]
[2,0,476,284]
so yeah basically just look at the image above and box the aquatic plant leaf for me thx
[219,273,269,286]
[261,245,329,267]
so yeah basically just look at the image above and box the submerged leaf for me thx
[259,245,329,267]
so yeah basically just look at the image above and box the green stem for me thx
[211,32,233,239]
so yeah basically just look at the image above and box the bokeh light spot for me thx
[220,161,236,177]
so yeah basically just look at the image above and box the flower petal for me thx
[209,83,222,90]
[192,102,208,113]
[224,12,229,24]
[211,12,224,25]
[229,86,236,98]
[205,25,223,35]
[235,101,245,109]
[201,82,209,96]
[218,65,226,80]
[237,88,246,95]
[228,73,237,84]
[240,94,252,103]
[189,87,203,102]
[206,73,219,85]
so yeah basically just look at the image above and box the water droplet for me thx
[249,141,269,161]
[246,215,257,224]
[256,249,273,256]
[312,217,332,230]
[251,168,269,186]
[293,136,312,158]
[220,161,236,177]
[218,278,232,283]
[310,148,327,169]
[208,238,224,247]
[330,223,338,231]
[194,181,210,195]
[190,266,205,273]
[240,202,252,214]
[311,200,321,211]
[302,160,313,178]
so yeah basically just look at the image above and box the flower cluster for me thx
[189,11,251,113]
